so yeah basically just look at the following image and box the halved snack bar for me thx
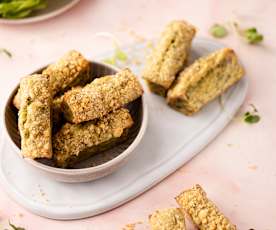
[143,20,196,96]
[149,208,186,230]
[62,68,143,123]
[42,50,91,95]
[175,184,236,230]
[167,48,244,115]
[19,74,52,159]
[53,108,133,168]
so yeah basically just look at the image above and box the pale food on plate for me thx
[143,20,196,96]
[167,48,244,115]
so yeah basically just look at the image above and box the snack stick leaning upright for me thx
[18,74,52,159]
[143,20,196,96]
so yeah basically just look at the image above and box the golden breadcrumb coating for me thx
[143,20,196,96]
[175,185,236,230]
[62,68,143,123]
[167,48,244,115]
[19,74,52,159]
[149,208,186,230]
[53,108,133,168]
[42,50,91,95]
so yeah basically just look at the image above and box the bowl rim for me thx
[4,60,148,175]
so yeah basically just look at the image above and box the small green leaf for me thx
[210,24,228,38]
[244,112,261,124]
[0,48,12,58]
[244,27,263,44]
[246,28,257,33]
[9,221,25,230]
[115,48,128,62]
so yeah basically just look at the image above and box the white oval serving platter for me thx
[0,38,248,220]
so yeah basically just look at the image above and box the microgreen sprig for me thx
[209,24,228,38]
[243,104,261,124]
[93,32,128,66]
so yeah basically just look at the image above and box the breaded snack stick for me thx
[42,50,91,95]
[167,48,244,115]
[149,208,186,230]
[19,74,52,159]
[62,68,143,123]
[175,185,236,230]
[13,50,90,108]
[15,90,64,131]
[143,20,196,96]
[53,108,133,168]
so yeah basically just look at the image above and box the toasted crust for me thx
[62,68,143,123]
[42,50,91,96]
[13,50,90,110]
[14,89,64,133]
[143,20,196,95]
[18,74,52,159]
[149,208,186,230]
[53,108,133,168]
[175,185,236,230]
[167,48,245,115]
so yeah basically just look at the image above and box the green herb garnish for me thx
[210,24,228,38]
[94,32,128,66]
[0,48,12,58]
[102,48,128,66]
[0,0,47,19]
[102,44,128,66]
[232,23,263,44]
[243,27,263,44]
[243,104,261,124]
[114,48,128,62]
[8,221,25,230]
[244,113,260,123]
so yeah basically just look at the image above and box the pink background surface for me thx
[0,0,275,229]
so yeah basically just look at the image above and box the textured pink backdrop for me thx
[0,0,275,229]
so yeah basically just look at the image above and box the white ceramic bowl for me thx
[4,61,148,183]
